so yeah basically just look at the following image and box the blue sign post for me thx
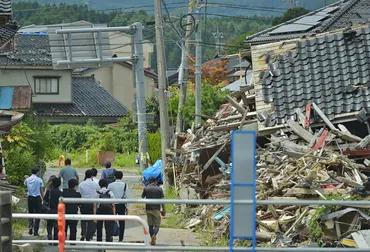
[230,131,257,252]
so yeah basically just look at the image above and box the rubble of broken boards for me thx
[167,99,370,249]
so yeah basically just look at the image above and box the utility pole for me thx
[212,27,224,55]
[195,0,202,126]
[133,22,149,170]
[176,0,194,134]
[154,0,170,182]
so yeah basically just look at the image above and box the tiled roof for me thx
[0,22,18,47]
[0,33,52,66]
[0,0,11,14]
[260,24,370,127]
[246,0,370,45]
[34,76,128,117]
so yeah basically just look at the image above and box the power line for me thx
[13,1,188,13]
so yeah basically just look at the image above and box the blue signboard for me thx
[230,131,257,252]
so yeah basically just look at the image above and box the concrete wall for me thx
[109,32,153,69]
[87,63,156,110]
[0,67,72,103]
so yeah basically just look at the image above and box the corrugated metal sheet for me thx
[48,23,112,70]
[0,87,13,109]
[12,86,31,110]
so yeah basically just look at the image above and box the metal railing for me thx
[11,197,370,251]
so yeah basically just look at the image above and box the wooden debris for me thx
[287,119,314,143]
[312,103,336,130]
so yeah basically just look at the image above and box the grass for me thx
[161,186,187,228]
[12,205,28,240]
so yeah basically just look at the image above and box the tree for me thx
[189,57,230,86]
[272,8,309,26]
[168,82,230,129]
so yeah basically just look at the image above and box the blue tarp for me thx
[0,87,14,109]
[142,159,163,185]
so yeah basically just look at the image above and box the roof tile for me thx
[34,76,128,118]
[260,24,370,127]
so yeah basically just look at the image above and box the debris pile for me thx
[167,88,370,248]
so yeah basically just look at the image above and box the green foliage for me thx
[100,132,117,151]
[147,131,161,163]
[2,112,54,184]
[308,194,363,242]
[6,147,37,186]
[114,153,137,168]
[272,8,309,26]
[168,83,230,129]
[146,97,160,132]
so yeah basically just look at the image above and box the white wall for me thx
[86,63,155,109]
[109,32,153,69]
[0,68,72,103]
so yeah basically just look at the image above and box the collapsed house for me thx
[167,15,370,249]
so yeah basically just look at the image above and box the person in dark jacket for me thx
[141,177,166,246]
[44,177,62,243]
[62,179,81,241]
[93,179,115,242]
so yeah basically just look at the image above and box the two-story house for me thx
[0,32,128,124]
[20,21,157,110]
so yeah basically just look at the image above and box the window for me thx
[34,77,60,94]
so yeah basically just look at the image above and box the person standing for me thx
[94,179,115,242]
[91,168,99,183]
[100,161,116,185]
[24,167,44,236]
[108,171,129,242]
[44,177,62,242]
[62,179,81,241]
[141,177,166,246]
[78,170,99,241]
[58,159,79,191]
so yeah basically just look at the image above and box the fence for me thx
[0,191,12,252]
[10,197,370,251]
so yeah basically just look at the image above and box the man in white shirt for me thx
[108,171,129,242]
[78,169,99,241]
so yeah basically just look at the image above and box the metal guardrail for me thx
[0,191,11,252]
[11,198,370,251]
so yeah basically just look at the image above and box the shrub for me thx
[6,147,37,186]
[148,131,162,163]
[101,132,117,151]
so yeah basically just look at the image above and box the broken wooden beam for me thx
[208,120,257,132]
[201,140,229,174]
[224,95,246,114]
[332,129,362,143]
[312,102,336,130]
[286,119,314,143]
[355,135,370,149]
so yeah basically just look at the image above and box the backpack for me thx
[106,169,116,185]
[97,190,113,212]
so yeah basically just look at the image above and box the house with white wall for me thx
[0,32,128,124]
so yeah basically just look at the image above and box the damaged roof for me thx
[259,24,370,127]
[0,32,51,66]
[33,76,129,118]
[0,22,19,47]
[246,0,370,45]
